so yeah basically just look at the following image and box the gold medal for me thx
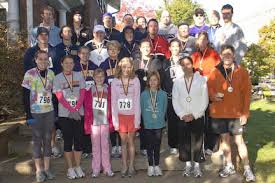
[227,86,233,93]
[143,76,147,81]
[152,113,157,119]
[184,75,194,103]
[186,96,192,103]
[149,90,158,119]
[224,65,235,93]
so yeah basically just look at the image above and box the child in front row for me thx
[84,68,114,178]
[141,71,168,177]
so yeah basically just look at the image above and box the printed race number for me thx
[36,93,52,105]
[118,99,132,111]
[67,96,77,108]
[93,98,107,111]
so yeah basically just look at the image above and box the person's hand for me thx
[187,114,194,122]
[240,115,248,126]
[212,93,224,102]
[182,115,192,123]
[68,111,81,121]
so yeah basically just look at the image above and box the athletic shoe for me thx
[128,168,136,177]
[170,148,178,155]
[92,173,99,178]
[51,146,62,158]
[117,146,122,156]
[44,169,55,180]
[205,149,213,156]
[55,129,62,141]
[36,171,46,182]
[74,166,85,178]
[193,166,203,178]
[140,149,147,157]
[219,165,236,178]
[182,166,192,177]
[67,168,77,179]
[243,168,256,182]
[154,166,163,176]
[111,146,117,158]
[105,170,115,177]
[81,153,90,159]
[147,166,154,177]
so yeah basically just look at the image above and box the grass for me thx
[245,100,275,183]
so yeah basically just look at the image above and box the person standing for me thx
[135,16,148,41]
[215,4,247,64]
[22,50,56,182]
[53,55,86,179]
[31,6,61,47]
[141,71,167,177]
[207,10,221,50]
[207,45,255,182]
[85,25,109,67]
[189,8,209,38]
[176,23,197,57]
[84,69,114,177]
[159,10,178,42]
[172,56,208,178]
[111,57,141,177]
[71,10,91,47]
[103,13,121,41]
[161,39,184,155]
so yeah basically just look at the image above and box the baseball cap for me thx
[37,27,49,37]
[103,12,112,18]
[93,25,106,33]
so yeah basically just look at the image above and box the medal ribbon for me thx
[36,68,48,90]
[199,48,208,70]
[149,90,158,113]
[121,78,130,96]
[184,75,194,96]
[63,72,74,93]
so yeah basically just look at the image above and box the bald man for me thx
[159,10,178,42]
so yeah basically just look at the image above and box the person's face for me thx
[73,14,82,23]
[123,15,134,27]
[35,53,49,70]
[103,16,112,28]
[170,41,180,56]
[197,35,208,50]
[209,12,220,26]
[108,46,119,58]
[140,42,151,56]
[194,13,205,26]
[121,62,132,77]
[137,18,146,29]
[221,49,234,65]
[93,31,105,41]
[161,12,171,25]
[37,33,49,44]
[148,21,159,35]
[42,10,53,24]
[221,9,233,23]
[149,75,159,89]
[94,72,105,86]
[61,27,72,40]
[180,58,193,73]
[78,48,90,61]
[62,58,74,72]
[178,25,189,38]
[124,29,134,42]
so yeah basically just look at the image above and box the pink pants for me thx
[91,124,111,173]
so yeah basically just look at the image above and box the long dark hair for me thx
[179,56,195,73]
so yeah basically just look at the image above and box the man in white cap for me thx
[159,10,178,42]
[85,25,109,66]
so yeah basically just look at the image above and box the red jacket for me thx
[148,35,171,59]
[84,85,114,135]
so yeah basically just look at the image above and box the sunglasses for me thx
[195,14,204,17]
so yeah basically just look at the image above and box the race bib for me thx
[67,95,77,108]
[93,98,107,111]
[48,57,53,68]
[36,93,52,105]
[118,99,132,111]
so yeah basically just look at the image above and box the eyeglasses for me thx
[195,14,204,17]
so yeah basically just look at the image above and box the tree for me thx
[157,0,199,25]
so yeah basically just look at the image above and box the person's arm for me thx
[111,80,119,131]
[241,69,251,119]
[172,80,187,119]
[84,90,93,135]
[162,91,168,119]
[192,78,209,119]
[162,38,171,59]
[140,92,145,123]
[107,86,114,132]
[207,70,218,102]
[21,71,33,119]
[74,74,86,111]
[134,77,141,129]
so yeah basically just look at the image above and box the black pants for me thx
[139,117,146,150]
[145,129,162,166]
[204,107,220,152]
[58,117,83,152]
[178,118,204,163]
[167,99,179,148]
[110,131,121,147]
[82,134,92,153]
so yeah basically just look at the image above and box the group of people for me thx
[21,3,256,183]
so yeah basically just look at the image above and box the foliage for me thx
[156,0,199,25]
[0,23,28,121]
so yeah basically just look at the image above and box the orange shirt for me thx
[191,48,220,78]
[207,64,251,119]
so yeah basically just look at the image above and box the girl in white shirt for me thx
[172,56,208,178]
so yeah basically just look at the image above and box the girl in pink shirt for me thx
[111,57,141,177]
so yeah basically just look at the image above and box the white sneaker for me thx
[117,146,122,155]
[147,166,155,177]
[154,166,163,176]
[111,146,117,157]
[51,146,62,158]
[74,166,85,178]
[170,148,178,155]
[140,149,147,156]
[193,165,203,178]
[56,129,62,141]
[243,168,256,182]
[205,149,213,156]
[105,170,115,177]
[67,168,77,179]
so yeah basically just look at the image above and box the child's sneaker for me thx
[67,168,77,179]
[105,170,115,177]
[243,168,256,182]
[74,166,85,178]
[36,171,46,182]
[147,166,154,177]
[154,166,163,176]
[44,169,55,180]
